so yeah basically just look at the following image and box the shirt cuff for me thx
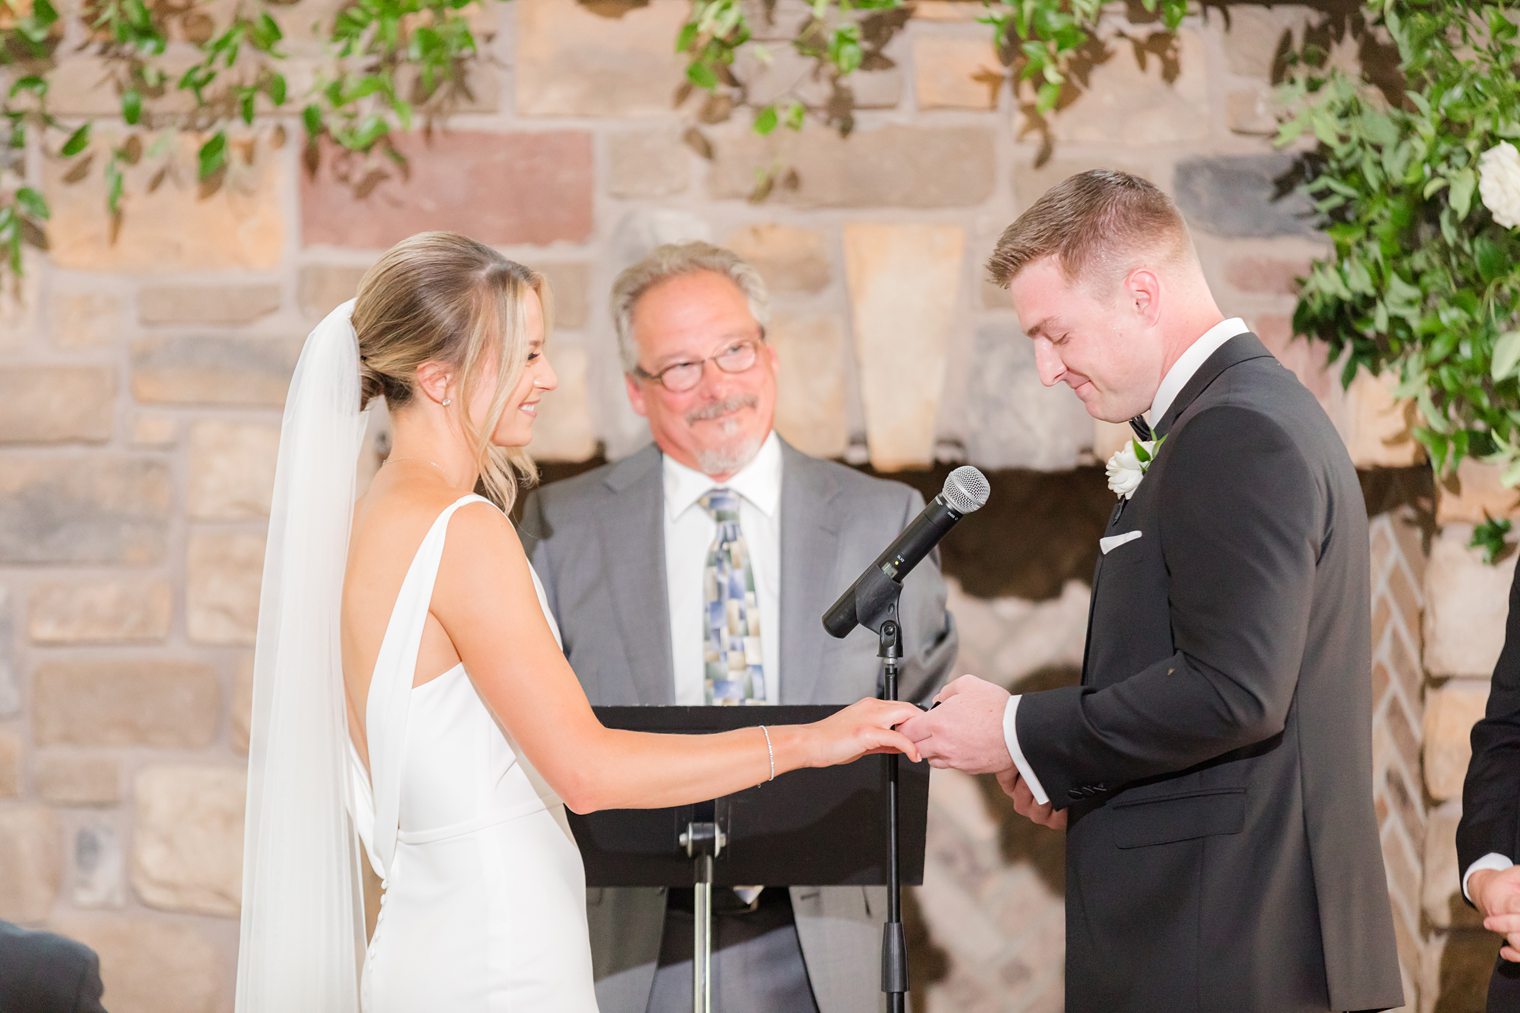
[1002,695,1050,807]
[1464,853,1515,903]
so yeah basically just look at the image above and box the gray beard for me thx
[694,427,764,478]
[685,394,764,477]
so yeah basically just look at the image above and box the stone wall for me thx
[2,1,1518,1010]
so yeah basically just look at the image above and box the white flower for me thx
[1479,141,1520,229]
[1105,438,1157,500]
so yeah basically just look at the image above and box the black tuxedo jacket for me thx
[0,920,106,1013]
[1017,334,1403,1012]
[1457,561,1520,1009]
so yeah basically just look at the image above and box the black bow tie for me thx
[1128,416,1153,441]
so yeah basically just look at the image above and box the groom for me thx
[901,170,1403,1012]
[521,240,957,1012]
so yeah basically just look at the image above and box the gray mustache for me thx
[685,394,757,424]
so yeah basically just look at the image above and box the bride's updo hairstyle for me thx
[352,231,553,511]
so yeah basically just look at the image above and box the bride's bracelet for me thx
[758,724,775,782]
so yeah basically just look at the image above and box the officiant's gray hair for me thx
[610,241,771,372]
[985,169,1197,291]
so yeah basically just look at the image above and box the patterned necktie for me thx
[699,487,766,705]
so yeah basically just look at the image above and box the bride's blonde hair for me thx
[352,231,551,511]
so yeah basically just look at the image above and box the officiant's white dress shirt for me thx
[1003,317,1250,805]
[663,431,783,705]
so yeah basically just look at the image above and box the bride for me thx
[234,231,921,1011]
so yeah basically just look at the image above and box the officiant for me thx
[520,240,958,1013]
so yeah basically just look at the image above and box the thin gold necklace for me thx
[383,456,449,479]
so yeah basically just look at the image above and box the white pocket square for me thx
[1099,530,1143,555]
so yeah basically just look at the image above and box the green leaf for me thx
[1470,516,1514,564]
[1495,331,1520,383]
[685,61,719,90]
[1450,167,1477,220]
[1132,439,1151,464]
[14,187,48,221]
[106,158,124,215]
[122,88,142,125]
[1036,80,1062,113]
[8,76,47,100]
[346,114,388,151]
[676,21,699,53]
[60,122,91,157]
[753,104,778,135]
[784,100,805,131]
[197,132,227,178]
[267,74,288,106]
[302,104,323,137]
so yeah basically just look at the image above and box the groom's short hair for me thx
[985,169,1194,290]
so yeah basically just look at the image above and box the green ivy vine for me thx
[1,0,1194,265]
[1277,0,1520,558]
[0,0,487,270]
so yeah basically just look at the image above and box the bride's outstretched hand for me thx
[806,699,924,767]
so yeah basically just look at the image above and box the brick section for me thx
[0,365,116,443]
[33,659,220,748]
[186,530,265,645]
[300,132,594,248]
[138,283,281,326]
[1175,154,1317,238]
[28,579,172,644]
[844,223,964,470]
[1424,526,1516,678]
[1436,459,1520,526]
[709,125,996,208]
[1037,30,1210,145]
[132,765,245,916]
[914,34,1003,110]
[515,0,687,117]
[769,311,849,459]
[723,224,831,294]
[130,334,301,407]
[0,806,62,921]
[1367,508,1429,1008]
[45,130,285,273]
[0,456,171,564]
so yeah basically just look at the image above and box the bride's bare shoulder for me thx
[357,477,518,557]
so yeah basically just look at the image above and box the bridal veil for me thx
[235,300,370,1010]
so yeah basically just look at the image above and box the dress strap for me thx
[364,493,494,876]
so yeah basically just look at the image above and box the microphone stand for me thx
[845,564,911,1013]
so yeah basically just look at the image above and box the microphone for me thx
[822,465,990,638]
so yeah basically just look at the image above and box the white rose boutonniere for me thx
[1479,141,1520,229]
[1106,436,1165,501]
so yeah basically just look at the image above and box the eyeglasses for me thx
[632,334,765,394]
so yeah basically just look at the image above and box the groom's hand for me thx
[996,768,1066,830]
[897,674,1014,775]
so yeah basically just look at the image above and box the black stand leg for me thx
[879,615,907,1013]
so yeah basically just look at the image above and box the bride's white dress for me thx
[349,493,599,1011]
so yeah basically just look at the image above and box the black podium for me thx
[567,704,930,1012]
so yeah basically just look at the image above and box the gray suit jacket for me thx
[520,439,957,1013]
[1018,335,1403,1012]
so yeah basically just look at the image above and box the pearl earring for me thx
[442,397,452,407]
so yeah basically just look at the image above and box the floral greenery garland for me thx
[1277,0,1520,559]
[0,0,486,270]
[0,0,1189,268]
[677,0,1186,135]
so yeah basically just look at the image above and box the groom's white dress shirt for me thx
[1003,317,1250,805]
[663,431,783,706]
